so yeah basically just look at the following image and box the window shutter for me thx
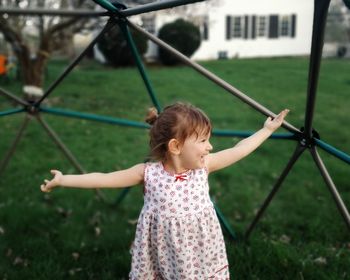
[291,14,296,37]
[244,15,249,39]
[268,15,279,38]
[226,16,232,40]
[251,15,256,39]
[203,20,209,40]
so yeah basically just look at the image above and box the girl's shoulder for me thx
[144,161,161,169]
[143,161,162,178]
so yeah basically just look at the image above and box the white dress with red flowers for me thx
[129,161,230,280]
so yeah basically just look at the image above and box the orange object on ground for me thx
[0,54,7,75]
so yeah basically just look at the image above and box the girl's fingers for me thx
[41,184,50,192]
[51,170,58,175]
[41,170,60,193]
[276,109,289,122]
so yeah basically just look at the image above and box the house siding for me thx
[140,0,314,61]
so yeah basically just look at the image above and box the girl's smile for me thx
[178,133,213,170]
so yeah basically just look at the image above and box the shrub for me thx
[158,19,201,66]
[97,24,147,67]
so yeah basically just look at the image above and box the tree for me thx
[326,0,350,44]
[0,0,153,91]
[0,0,101,90]
[97,23,148,67]
[0,0,219,89]
[158,19,201,65]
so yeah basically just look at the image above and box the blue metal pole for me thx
[315,139,350,165]
[41,107,150,129]
[93,0,205,16]
[213,129,295,140]
[0,108,25,117]
[119,20,162,112]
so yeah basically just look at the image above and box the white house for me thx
[139,0,314,61]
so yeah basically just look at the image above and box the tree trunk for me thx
[18,33,50,89]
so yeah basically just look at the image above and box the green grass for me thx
[0,57,349,279]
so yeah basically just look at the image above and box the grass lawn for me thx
[0,57,349,279]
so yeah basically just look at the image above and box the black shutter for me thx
[203,20,208,40]
[226,16,231,40]
[251,15,256,39]
[268,15,279,38]
[291,14,296,37]
[244,15,249,39]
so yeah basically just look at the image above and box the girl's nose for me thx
[207,142,213,151]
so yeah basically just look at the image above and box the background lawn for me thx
[0,57,349,279]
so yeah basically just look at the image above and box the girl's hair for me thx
[145,102,212,161]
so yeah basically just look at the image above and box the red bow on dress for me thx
[174,174,188,182]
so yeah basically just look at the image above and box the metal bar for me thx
[0,108,25,117]
[94,0,204,17]
[118,20,162,112]
[310,146,350,230]
[0,114,31,175]
[0,0,204,18]
[40,107,149,129]
[36,114,111,203]
[213,129,295,140]
[41,107,297,140]
[128,20,301,135]
[0,8,108,17]
[34,19,115,106]
[315,138,350,165]
[120,0,205,17]
[304,0,331,137]
[213,200,236,240]
[92,0,123,13]
[114,187,131,206]
[0,87,29,106]
[36,114,86,173]
[245,144,306,239]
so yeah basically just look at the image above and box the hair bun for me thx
[145,107,159,125]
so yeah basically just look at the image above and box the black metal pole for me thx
[0,87,29,107]
[128,20,300,135]
[0,8,108,17]
[304,0,331,137]
[0,0,204,17]
[36,114,108,203]
[119,0,205,17]
[0,115,31,175]
[34,19,115,106]
[36,115,86,173]
[309,147,350,230]
[245,144,306,239]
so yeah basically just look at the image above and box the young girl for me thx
[41,102,289,279]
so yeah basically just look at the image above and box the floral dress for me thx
[129,162,230,280]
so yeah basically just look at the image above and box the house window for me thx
[226,14,296,40]
[142,16,155,34]
[232,16,244,38]
[280,15,291,36]
[257,16,268,37]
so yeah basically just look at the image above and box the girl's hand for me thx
[40,170,63,193]
[264,109,290,132]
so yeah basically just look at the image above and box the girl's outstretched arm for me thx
[207,109,289,173]
[40,163,145,192]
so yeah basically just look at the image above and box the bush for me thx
[97,24,147,67]
[158,19,201,66]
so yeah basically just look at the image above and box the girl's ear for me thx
[168,138,181,155]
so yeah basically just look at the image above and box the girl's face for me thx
[179,132,213,170]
